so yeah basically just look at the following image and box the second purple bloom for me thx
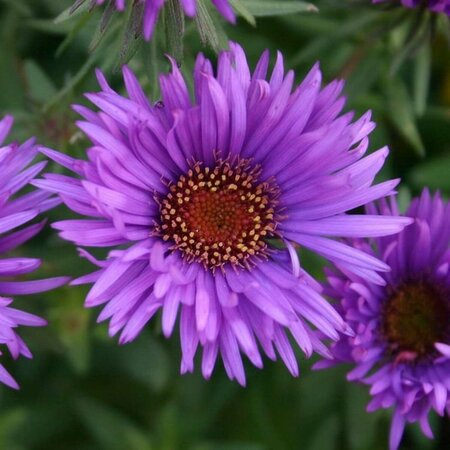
[0,115,69,389]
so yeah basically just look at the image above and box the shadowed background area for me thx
[0,1,449,449]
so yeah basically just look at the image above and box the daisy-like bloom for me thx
[0,115,69,389]
[94,0,235,40]
[35,43,411,385]
[373,0,450,16]
[315,190,450,450]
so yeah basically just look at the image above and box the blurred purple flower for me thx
[315,190,450,450]
[95,0,235,40]
[36,43,410,385]
[373,0,450,15]
[0,116,69,389]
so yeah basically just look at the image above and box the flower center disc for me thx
[382,281,449,358]
[157,160,279,269]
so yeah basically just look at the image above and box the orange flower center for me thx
[157,159,279,269]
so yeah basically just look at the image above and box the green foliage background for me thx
[0,1,449,449]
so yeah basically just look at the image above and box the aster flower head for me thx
[315,190,450,449]
[0,116,69,389]
[93,0,235,40]
[36,43,411,385]
[373,0,450,16]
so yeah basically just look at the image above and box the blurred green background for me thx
[0,1,449,449]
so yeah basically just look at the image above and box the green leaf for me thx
[195,0,229,53]
[143,32,164,98]
[345,48,382,99]
[436,10,450,44]
[193,443,265,450]
[45,16,124,113]
[54,0,91,24]
[26,18,74,35]
[0,48,25,109]
[0,0,31,16]
[413,41,431,116]
[396,185,412,214]
[240,0,318,16]
[164,0,185,64]
[75,398,152,450]
[291,11,379,66]
[88,0,117,53]
[114,3,144,69]
[307,415,339,450]
[118,334,171,393]
[49,288,91,373]
[229,0,256,26]
[409,154,450,191]
[345,384,382,450]
[42,49,100,113]
[23,60,57,103]
[0,409,27,448]
[389,11,430,76]
[55,9,93,57]
[154,403,180,450]
[385,77,425,157]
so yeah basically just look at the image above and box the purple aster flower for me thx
[35,43,411,385]
[373,0,450,16]
[315,190,450,449]
[94,0,235,40]
[0,115,69,389]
